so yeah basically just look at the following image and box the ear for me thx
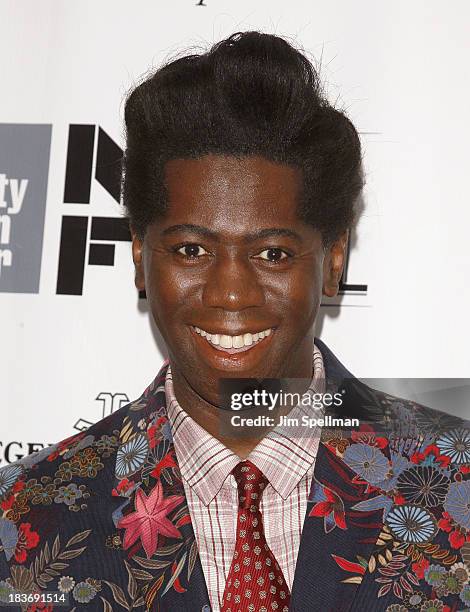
[322,231,348,298]
[131,231,146,291]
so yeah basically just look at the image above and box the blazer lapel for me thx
[111,363,211,611]
[291,339,393,611]
[290,434,391,612]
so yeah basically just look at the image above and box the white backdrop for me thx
[1,0,470,464]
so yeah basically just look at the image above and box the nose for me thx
[202,252,265,311]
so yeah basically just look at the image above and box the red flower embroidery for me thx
[411,557,430,579]
[449,529,465,549]
[309,485,346,531]
[147,425,158,450]
[438,512,453,533]
[147,417,168,449]
[14,522,40,563]
[410,444,450,468]
[150,449,178,478]
[1,493,15,512]
[112,478,133,497]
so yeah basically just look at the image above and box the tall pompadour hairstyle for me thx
[122,31,363,246]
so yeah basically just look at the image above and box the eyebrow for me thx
[161,223,302,243]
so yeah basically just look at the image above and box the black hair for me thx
[122,31,363,245]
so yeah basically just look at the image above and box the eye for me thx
[175,244,209,258]
[253,248,291,263]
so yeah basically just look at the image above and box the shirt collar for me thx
[165,344,325,504]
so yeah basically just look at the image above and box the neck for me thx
[169,350,314,459]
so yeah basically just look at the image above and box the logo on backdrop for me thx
[0,391,130,465]
[0,124,52,293]
[56,125,133,296]
[73,391,130,431]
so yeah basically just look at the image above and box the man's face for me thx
[132,154,345,402]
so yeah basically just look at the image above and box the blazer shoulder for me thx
[366,383,470,441]
[0,400,150,608]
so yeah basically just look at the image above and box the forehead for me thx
[163,154,303,229]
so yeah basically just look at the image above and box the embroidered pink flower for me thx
[118,480,184,558]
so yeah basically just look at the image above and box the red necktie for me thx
[221,460,291,612]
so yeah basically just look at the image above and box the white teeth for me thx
[233,336,244,348]
[193,326,273,350]
[220,335,232,348]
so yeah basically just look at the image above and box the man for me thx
[1,31,469,612]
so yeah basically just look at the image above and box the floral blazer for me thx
[1,339,469,612]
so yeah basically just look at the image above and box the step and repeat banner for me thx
[1,0,469,463]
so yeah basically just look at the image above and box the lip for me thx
[189,325,276,369]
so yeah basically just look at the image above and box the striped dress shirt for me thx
[165,345,325,612]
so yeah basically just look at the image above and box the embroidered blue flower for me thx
[385,504,437,543]
[343,443,389,484]
[437,429,470,464]
[374,452,409,491]
[115,433,149,478]
[444,480,470,530]
[0,464,23,499]
[54,483,84,506]
[424,564,446,586]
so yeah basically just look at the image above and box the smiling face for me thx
[132,154,347,406]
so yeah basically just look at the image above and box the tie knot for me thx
[232,460,268,510]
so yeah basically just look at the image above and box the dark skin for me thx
[132,154,347,458]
